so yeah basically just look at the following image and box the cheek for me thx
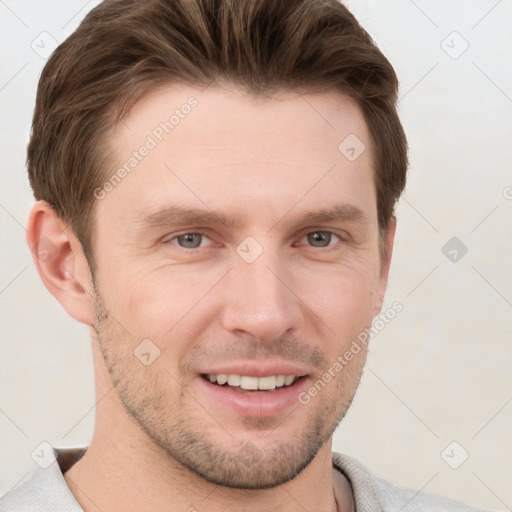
[299,259,380,326]
[107,266,220,365]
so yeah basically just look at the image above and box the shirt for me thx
[0,447,489,511]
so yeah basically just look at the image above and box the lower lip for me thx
[196,375,310,417]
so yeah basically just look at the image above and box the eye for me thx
[300,231,343,248]
[167,232,212,249]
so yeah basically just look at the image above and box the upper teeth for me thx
[207,374,297,390]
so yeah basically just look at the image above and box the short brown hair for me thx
[28,0,407,271]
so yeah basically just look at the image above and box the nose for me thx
[219,247,303,343]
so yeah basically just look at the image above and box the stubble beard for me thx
[91,282,365,489]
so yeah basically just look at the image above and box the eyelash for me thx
[164,230,348,250]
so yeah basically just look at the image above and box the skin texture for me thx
[27,83,395,512]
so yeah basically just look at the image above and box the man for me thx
[0,0,488,510]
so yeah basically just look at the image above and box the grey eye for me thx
[307,232,332,247]
[176,233,203,248]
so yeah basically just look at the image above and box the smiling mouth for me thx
[202,374,305,392]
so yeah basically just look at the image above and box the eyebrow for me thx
[135,205,243,230]
[135,203,370,231]
[292,204,370,227]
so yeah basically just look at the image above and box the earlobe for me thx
[26,201,95,326]
[373,216,397,316]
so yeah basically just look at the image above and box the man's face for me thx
[90,84,391,488]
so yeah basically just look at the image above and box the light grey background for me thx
[1,0,511,509]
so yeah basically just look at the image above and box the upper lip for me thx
[199,362,310,378]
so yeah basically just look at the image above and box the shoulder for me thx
[332,452,491,512]
[372,475,489,512]
[0,448,84,512]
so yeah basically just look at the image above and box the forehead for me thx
[99,83,375,226]
[114,83,370,154]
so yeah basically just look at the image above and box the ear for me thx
[373,216,397,316]
[26,201,95,326]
